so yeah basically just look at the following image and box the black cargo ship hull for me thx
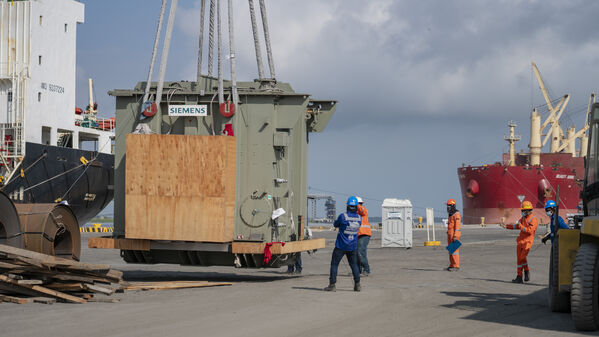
[2,143,114,225]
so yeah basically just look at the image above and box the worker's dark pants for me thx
[287,253,302,273]
[329,247,360,285]
[357,235,371,273]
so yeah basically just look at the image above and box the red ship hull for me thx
[458,153,583,224]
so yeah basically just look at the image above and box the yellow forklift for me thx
[550,102,599,331]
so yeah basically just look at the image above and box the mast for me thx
[580,93,595,157]
[88,78,94,113]
[529,108,541,165]
[505,121,521,166]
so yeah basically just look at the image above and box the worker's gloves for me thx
[541,235,549,244]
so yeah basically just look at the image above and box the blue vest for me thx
[334,212,361,251]
[549,214,569,242]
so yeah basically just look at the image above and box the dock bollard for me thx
[481,217,485,227]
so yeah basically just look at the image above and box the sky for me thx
[76,0,599,217]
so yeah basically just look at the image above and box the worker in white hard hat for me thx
[356,197,372,276]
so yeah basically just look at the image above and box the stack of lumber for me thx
[0,244,122,304]
[0,244,234,305]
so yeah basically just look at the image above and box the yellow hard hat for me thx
[521,201,533,210]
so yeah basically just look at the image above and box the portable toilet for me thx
[381,199,413,248]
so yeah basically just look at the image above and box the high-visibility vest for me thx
[447,212,461,241]
[357,205,372,236]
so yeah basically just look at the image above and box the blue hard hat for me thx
[347,196,359,206]
[544,200,557,209]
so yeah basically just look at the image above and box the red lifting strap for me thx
[263,242,286,266]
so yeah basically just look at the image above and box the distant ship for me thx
[458,62,590,224]
[0,0,114,225]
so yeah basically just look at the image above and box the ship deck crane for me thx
[530,62,591,157]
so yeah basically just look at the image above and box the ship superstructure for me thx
[458,62,592,224]
[0,0,114,225]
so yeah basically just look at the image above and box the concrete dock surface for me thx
[0,226,589,337]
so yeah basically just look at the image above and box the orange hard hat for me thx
[446,199,456,205]
[521,201,533,210]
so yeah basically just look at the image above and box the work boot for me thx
[512,275,523,284]
[524,270,530,282]
[354,283,361,292]
[450,267,460,272]
[324,284,336,292]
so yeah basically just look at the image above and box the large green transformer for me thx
[107,77,335,267]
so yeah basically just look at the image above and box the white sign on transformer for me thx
[168,105,208,116]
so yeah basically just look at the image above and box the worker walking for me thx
[541,200,569,244]
[501,200,538,283]
[324,196,362,292]
[446,199,461,272]
[356,197,372,276]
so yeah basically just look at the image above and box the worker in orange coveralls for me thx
[446,199,461,272]
[501,200,538,283]
[356,197,372,276]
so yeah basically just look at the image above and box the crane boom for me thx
[532,61,554,111]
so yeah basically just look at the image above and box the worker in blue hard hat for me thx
[324,196,362,292]
[541,200,569,244]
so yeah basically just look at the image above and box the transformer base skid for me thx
[89,237,324,268]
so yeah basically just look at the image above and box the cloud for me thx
[77,0,599,217]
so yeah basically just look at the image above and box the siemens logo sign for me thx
[168,105,208,116]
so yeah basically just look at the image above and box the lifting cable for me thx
[227,0,238,105]
[248,0,265,80]
[142,0,167,106]
[259,0,275,79]
[155,0,178,109]
[217,0,224,104]
[196,0,206,82]
[208,0,216,77]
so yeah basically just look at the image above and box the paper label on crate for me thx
[168,105,208,116]
[272,208,286,220]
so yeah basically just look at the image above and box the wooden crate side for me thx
[88,237,150,251]
[125,135,236,242]
[223,137,236,241]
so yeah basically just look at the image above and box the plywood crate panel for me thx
[125,134,236,242]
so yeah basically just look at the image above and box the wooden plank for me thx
[231,238,326,254]
[45,283,86,292]
[0,294,31,304]
[88,237,150,251]
[0,261,25,270]
[0,244,111,272]
[0,275,86,303]
[31,297,56,304]
[120,281,232,291]
[16,279,43,285]
[83,283,115,295]
[125,135,236,242]
[33,271,115,284]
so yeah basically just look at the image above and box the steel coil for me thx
[0,191,22,248]
[15,204,81,260]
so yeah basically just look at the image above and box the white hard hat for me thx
[356,197,364,204]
